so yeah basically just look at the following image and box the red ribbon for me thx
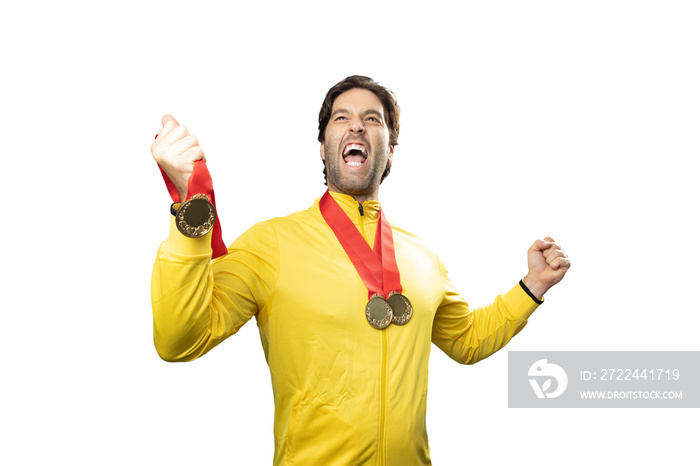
[319,191,402,300]
[155,134,227,258]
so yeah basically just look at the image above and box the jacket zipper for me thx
[358,202,368,244]
[357,201,388,464]
[379,330,388,465]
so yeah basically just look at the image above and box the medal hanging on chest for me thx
[320,191,413,329]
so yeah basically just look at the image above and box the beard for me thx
[322,142,392,196]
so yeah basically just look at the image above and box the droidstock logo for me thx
[528,359,568,399]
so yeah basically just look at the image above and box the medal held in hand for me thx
[176,193,216,238]
[320,191,413,329]
[158,160,227,257]
[156,131,227,258]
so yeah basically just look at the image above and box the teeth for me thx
[346,161,363,167]
[343,143,367,156]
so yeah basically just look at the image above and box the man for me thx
[151,75,570,465]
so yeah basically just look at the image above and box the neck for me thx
[350,193,377,204]
[328,189,379,205]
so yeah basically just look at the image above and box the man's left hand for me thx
[522,237,571,300]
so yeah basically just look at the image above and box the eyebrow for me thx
[331,108,384,119]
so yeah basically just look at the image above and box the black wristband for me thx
[170,203,180,216]
[519,279,544,305]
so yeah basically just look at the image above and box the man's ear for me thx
[387,145,395,167]
[320,142,326,161]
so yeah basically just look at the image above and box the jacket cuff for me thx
[166,211,212,256]
[519,279,544,305]
[504,283,541,321]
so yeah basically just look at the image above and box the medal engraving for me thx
[387,292,413,325]
[366,295,393,329]
[176,194,216,238]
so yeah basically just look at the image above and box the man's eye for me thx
[335,116,347,121]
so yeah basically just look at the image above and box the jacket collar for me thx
[315,191,381,224]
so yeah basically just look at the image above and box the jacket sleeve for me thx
[431,257,540,365]
[151,215,279,362]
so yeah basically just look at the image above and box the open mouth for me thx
[343,143,367,167]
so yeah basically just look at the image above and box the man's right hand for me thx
[151,114,206,202]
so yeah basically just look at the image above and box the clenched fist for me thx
[151,114,206,201]
[522,237,571,300]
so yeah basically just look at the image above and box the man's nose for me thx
[349,118,365,133]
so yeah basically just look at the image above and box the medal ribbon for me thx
[319,191,402,300]
[155,134,227,258]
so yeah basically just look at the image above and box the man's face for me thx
[320,88,394,200]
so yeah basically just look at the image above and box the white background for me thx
[2,1,698,464]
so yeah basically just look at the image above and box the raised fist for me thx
[151,114,206,201]
[523,236,571,299]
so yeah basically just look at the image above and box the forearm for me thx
[432,283,540,364]
[151,216,278,362]
[151,217,217,362]
[521,274,547,302]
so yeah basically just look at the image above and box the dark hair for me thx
[318,75,400,184]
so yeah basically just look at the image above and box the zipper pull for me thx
[358,202,364,216]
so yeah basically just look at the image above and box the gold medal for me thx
[387,292,413,325]
[366,294,393,329]
[176,193,216,238]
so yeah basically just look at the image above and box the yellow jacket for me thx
[152,192,540,465]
